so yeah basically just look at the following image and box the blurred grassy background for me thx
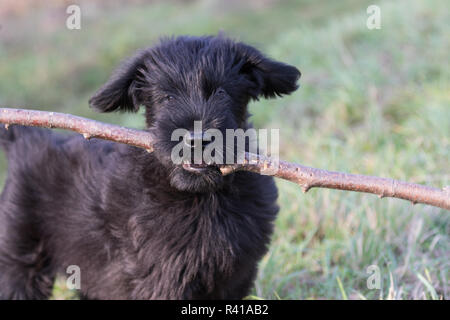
[0,0,448,300]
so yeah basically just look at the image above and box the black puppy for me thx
[0,35,300,299]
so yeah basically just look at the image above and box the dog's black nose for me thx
[184,131,212,149]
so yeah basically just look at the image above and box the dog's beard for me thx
[151,145,225,193]
[168,166,224,193]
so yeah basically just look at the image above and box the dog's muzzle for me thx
[182,163,219,173]
[181,130,220,174]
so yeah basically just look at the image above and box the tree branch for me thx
[1,108,448,210]
[0,108,153,152]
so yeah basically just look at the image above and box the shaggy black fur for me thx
[0,35,300,299]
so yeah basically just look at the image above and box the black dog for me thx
[0,35,300,299]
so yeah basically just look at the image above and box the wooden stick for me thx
[1,108,448,210]
[0,108,153,152]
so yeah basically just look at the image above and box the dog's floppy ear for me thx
[236,43,301,99]
[89,49,149,112]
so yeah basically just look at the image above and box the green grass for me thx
[0,0,448,299]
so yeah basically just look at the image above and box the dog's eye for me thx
[163,95,174,103]
[216,88,226,96]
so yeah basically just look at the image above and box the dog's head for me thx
[89,35,300,193]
